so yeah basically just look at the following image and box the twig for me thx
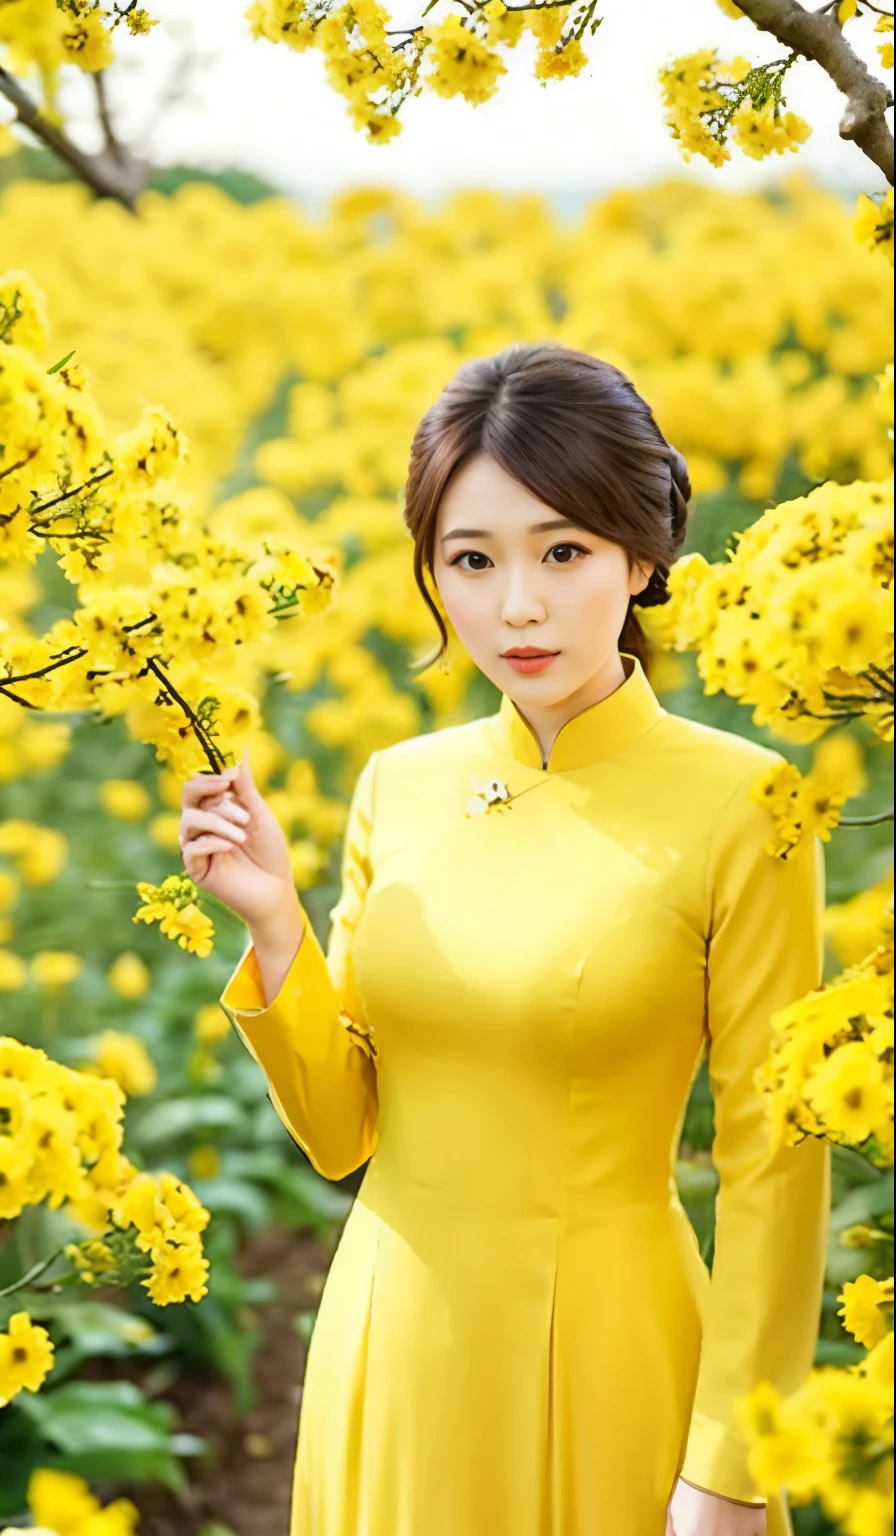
[28,468,114,525]
[733,0,895,182]
[0,66,147,207]
[143,656,226,773]
[92,71,129,167]
[0,1246,67,1301]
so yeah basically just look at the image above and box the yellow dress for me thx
[220,652,830,1536]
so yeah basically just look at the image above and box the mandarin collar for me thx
[493,652,665,773]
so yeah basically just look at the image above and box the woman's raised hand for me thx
[666,1480,768,1536]
[180,754,299,932]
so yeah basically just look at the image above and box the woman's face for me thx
[432,452,654,705]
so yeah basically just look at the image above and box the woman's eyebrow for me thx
[440,517,578,544]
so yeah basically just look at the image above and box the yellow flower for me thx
[60,11,115,71]
[806,1041,890,1145]
[99,778,152,821]
[0,821,67,885]
[144,1239,210,1305]
[194,1002,231,1044]
[0,1137,32,1220]
[0,1312,55,1404]
[855,188,895,265]
[30,950,84,990]
[838,0,858,20]
[106,951,151,1000]
[160,901,215,958]
[93,1030,158,1097]
[27,1467,139,1535]
[837,1274,894,1348]
[876,15,894,70]
[126,7,158,36]
[188,1143,221,1180]
[424,15,508,105]
[0,950,27,990]
[730,100,812,161]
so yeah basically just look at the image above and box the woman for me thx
[179,342,829,1536]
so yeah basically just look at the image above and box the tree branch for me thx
[735,0,895,182]
[0,65,147,207]
[92,70,129,167]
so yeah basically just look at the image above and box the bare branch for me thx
[92,70,130,166]
[735,0,895,182]
[0,65,148,207]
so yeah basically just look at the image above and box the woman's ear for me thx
[630,559,655,598]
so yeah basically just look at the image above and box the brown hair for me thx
[401,340,692,676]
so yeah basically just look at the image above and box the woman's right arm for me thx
[180,751,381,1181]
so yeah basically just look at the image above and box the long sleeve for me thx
[680,763,831,1506]
[219,750,381,1181]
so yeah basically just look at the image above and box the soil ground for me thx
[133,1224,333,1536]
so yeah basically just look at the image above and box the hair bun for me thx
[667,446,691,546]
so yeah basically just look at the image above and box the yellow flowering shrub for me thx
[756,891,893,1164]
[0,1036,210,1324]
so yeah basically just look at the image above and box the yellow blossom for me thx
[30,949,84,990]
[99,778,152,821]
[92,1030,158,1097]
[0,1312,55,1405]
[106,951,152,1000]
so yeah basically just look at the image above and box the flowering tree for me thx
[0,0,892,189]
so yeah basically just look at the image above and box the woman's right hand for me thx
[180,754,301,933]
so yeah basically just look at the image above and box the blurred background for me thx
[0,1,893,1532]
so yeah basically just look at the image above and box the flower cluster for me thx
[132,873,215,958]
[739,1347,893,1535]
[755,891,894,1166]
[0,1036,210,1309]
[0,0,156,82]
[747,742,866,862]
[0,269,334,778]
[649,471,894,771]
[247,0,596,140]
[658,49,811,169]
[0,1468,139,1536]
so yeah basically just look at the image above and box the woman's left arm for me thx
[678,760,831,1512]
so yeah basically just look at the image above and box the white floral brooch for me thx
[466,776,512,816]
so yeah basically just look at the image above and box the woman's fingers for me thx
[181,808,248,847]
[182,768,239,808]
[184,834,237,862]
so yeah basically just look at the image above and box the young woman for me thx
[179,342,829,1536]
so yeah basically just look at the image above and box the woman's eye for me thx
[545,543,588,564]
[451,551,492,570]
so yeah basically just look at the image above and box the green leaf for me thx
[15,1379,175,1456]
[133,1094,250,1146]
[815,1336,865,1366]
[830,1174,895,1232]
[189,1177,272,1229]
[46,349,76,374]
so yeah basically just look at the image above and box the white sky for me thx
[15,0,893,205]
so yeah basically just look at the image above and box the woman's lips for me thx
[502,652,559,674]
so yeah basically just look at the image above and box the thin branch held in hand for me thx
[143,656,227,773]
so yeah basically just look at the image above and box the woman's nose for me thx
[500,571,547,626]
